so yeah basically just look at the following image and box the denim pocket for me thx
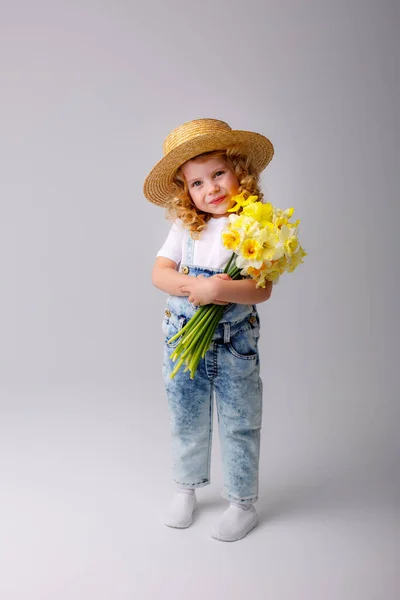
[227,324,258,360]
[163,315,184,348]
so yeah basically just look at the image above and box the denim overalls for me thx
[162,230,263,504]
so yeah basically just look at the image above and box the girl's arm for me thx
[152,258,231,304]
[213,276,272,305]
[151,257,190,296]
[178,274,272,305]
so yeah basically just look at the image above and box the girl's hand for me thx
[178,273,231,306]
[214,273,232,282]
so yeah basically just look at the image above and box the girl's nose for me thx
[208,182,220,195]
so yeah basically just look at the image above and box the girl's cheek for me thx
[227,173,239,188]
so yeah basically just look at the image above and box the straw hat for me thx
[143,118,274,206]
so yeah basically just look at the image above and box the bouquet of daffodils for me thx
[168,192,306,379]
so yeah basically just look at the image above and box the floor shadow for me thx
[256,468,390,524]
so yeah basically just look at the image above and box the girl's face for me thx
[181,155,240,218]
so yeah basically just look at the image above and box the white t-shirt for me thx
[157,217,233,270]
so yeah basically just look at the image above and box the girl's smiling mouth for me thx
[210,195,226,205]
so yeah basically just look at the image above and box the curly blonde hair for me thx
[165,148,264,238]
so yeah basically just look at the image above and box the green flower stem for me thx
[170,339,186,362]
[179,312,209,347]
[172,308,216,365]
[195,319,215,362]
[224,252,236,273]
[179,315,217,374]
[187,306,224,377]
[167,305,206,345]
[180,305,218,348]
[187,341,205,378]
[184,344,200,376]
[170,345,193,379]
[186,313,217,375]
[201,308,224,359]
[228,265,242,278]
[228,267,242,280]
[170,306,220,377]
[168,254,245,379]
[186,265,244,375]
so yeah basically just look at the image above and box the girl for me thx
[144,118,274,542]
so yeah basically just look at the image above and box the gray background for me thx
[1,1,399,598]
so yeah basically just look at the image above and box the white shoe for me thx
[211,504,258,542]
[164,492,197,529]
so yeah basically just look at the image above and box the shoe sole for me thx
[211,514,259,542]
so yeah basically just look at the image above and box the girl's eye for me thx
[192,181,202,187]
[214,170,224,177]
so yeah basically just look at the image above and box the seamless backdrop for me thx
[0,1,399,599]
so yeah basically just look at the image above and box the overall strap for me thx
[185,228,195,267]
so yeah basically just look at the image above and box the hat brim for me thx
[143,130,274,206]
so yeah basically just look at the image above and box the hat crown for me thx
[163,118,232,156]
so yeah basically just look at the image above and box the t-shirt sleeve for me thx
[156,219,185,265]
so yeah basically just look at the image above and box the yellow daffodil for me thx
[279,224,299,258]
[266,268,281,282]
[227,192,258,213]
[234,215,260,237]
[221,228,244,251]
[241,238,262,261]
[275,256,289,274]
[236,256,263,270]
[255,276,267,289]
[242,201,273,227]
[246,266,263,278]
[236,238,263,268]
[273,207,297,229]
[287,247,307,272]
[259,227,282,262]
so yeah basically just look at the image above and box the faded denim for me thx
[162,264,263,504]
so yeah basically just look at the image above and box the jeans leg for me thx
[214,343,263,503]
[163,344,214,488]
